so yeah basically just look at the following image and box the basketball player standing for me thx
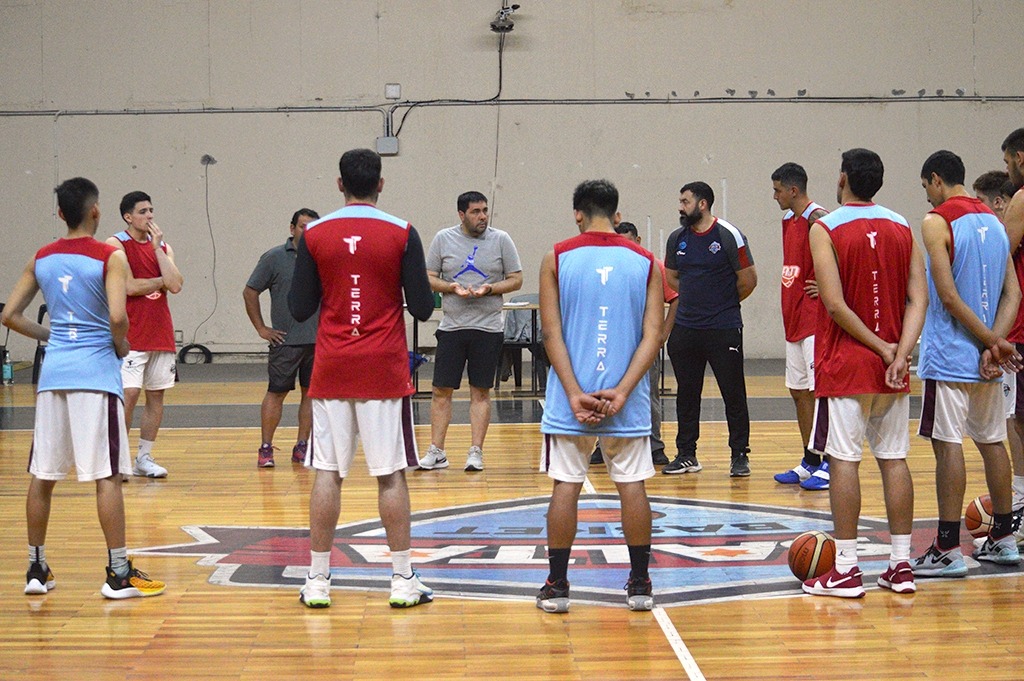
[536,180,664,613]
[801,149,927,598]
[107,191,184,478]
[770,163,830,491]
[289,148,435,609]
[3,178,165,599]
[912,150,1022,578]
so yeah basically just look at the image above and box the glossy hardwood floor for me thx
[1,377,1023,680]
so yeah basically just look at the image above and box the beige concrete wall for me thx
[2,0,1022,360]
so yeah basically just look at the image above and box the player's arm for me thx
[886,237,928,388]
[539,251,604,424]
[243,286,285,345]
[802,209,828,299]
[1,258,48,343]
[810,223,894,362]
[105,237,164,296]
[105,251,131,358]
[402,226,435,322]
[661,298,679,345]
[156,241,184,294]
[288,232,322,323]
[922,213,1006,350]
[593,262,666,416]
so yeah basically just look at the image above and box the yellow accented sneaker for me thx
[25,561,55,595]
[101,560,166,599]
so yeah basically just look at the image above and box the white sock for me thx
[137,439,154,460]
[889,534,911,568]
[835,539,858,574]
[309,550,331,579]
[1012,475,1024,499]
[108,547,129,578]
[29,544,46,568]
[391,549,412,578]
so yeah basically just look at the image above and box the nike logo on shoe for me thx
[825,572,857,588]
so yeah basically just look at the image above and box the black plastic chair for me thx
[494,293,545,391]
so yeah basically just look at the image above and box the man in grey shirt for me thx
[420,191,522,472]
[243,208,320,468]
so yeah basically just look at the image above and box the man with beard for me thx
[1002,127,1024,544]
[663,182,757,476]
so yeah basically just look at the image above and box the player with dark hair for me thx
[244,208,321,467]
[973,170,1013,219]
[3,177,165,599]
[1001,127,1024,544]
[537,179,664,612]
[912,150,1023,575]
[289,148,435,609]
[771,162,830,490]
[664,180,758,476]
[802,149,928,598]
[107,190,184,478]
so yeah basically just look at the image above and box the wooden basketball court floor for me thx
[1,361,1023,680]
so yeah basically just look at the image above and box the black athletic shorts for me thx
[432,329,504,389]
[267,343,315,393]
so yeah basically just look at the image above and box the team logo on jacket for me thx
[145,291,163,300]
[709,241,721,254]
[128,496,996,607]
[781,265,801,288]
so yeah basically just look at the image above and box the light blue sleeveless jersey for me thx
[918,197,1008,383]
[541,231,654,436]
[34,239,124,397]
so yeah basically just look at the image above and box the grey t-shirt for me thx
[426,225,522,333]
[246,238,319,345]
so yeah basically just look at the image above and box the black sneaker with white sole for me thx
[730,452,751,477]
[662,454,701,475]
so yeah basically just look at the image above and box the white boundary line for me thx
[653,606,706,680]
[581,477,596,494]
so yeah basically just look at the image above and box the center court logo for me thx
[132,496,1015,607]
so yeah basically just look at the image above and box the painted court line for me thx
[653,606,706,681]
[581,477,596,494]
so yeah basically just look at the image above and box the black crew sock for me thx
[991,512,1013,540]
[546,547,571,583]
[937,520,961,551]
[627,544,652,580]
[803,448,821,467]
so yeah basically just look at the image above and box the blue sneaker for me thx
[800,460,830,490]
[774,460,817,484]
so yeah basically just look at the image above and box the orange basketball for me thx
[788,530,836,581]
[964,495,993,538]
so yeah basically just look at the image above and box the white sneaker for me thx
[418,445,449,470]
[465,446,484,472]
[300,573,331,608]
[389,570,433,608]
[1012,508,1024,547]
[133,454,168,478]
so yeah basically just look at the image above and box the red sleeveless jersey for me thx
[813,203,913,397]
[114,231,176,352]
[302,204,415,400]
[780,202,825,342]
